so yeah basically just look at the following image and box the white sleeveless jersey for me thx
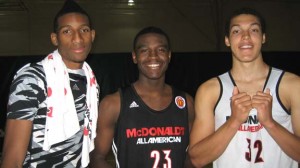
[214,67,298,168]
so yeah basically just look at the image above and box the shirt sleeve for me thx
[7,64,46,121]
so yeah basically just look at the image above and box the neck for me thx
[231,61,269,81]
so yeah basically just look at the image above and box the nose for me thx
[72,31,83,44]
[242,31,250,40]
[149,49,159,58]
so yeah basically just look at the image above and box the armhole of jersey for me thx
[276,71,291,115]
[117,88,124,123]
[214,77,223,115]
[262,66,273,91]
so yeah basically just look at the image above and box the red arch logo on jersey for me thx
[175,96,186,109]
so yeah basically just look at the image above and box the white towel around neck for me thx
[42,50,98,167]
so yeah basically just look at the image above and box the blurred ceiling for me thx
[1,0,298,14]
[0,0,300,55]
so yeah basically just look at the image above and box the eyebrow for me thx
[230,22,261,29]
[57,23,91,31]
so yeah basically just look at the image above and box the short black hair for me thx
[133,26,171,51]
[225,7,266,37]
[53,0,92,32]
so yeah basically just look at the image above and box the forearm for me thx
[89,151,114,168]
[1,120,31,168]
[189,119,240,167]
[1,153,24,168]
[89,159,113,168]
[264,121,300,162]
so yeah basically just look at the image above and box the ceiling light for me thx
[128,0,135,6]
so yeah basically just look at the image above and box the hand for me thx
[230,86,253,127]
[251,88,274,128]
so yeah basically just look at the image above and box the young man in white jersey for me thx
[188,7,300,168]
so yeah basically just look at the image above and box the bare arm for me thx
[253,72,300,162]
[188,78,252,167]
[183,93,195,168]
[1,119,32,168]
[90,91,121,168]
[185,93,195,132]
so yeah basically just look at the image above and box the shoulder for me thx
[194,77,221,112]
[196,77,220,98]
[99,90,121,122]
[280,71,300,93]
[13,62,45,81]
[279,71,300,92]
[17,61,44,73]
[281,71,300,82]
[10,62,46,90]
[100,91,121,108]
[278,71,300,109]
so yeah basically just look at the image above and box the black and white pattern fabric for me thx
[7,60,95,168]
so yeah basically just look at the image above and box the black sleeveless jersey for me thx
[112,85,190,168]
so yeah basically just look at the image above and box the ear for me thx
[225,36,230,47]
[262,33,266,44]
[132,51,138,64]
[168,51,171,62]
[91,29,96,42]
[51,33,58,46]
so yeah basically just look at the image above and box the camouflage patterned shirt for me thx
[7,61,89,168]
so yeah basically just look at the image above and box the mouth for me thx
[147,63,160,69]
[72,47,85,53]
[239,44,253,49]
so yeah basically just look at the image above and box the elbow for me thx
[188,148,209,168]
[189,158,209,168]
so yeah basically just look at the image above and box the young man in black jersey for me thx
[1,0,98,167]
[91,26,195,168]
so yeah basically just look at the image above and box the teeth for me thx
[148,64,159,68]
[240,45,252,49]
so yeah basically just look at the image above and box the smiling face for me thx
[51,12,95,69]
[225,14,265,63]
[132,33,171,81]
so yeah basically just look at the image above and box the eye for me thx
[158,47,167,53]
[138,48,149,54]
[231,29,240,34]
[81,27,91,33]
[251,28,260,33]
[62,29,72,35]
[141,49,148,53]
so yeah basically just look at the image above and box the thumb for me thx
[232,86,239,96]
[265,88,271,95]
